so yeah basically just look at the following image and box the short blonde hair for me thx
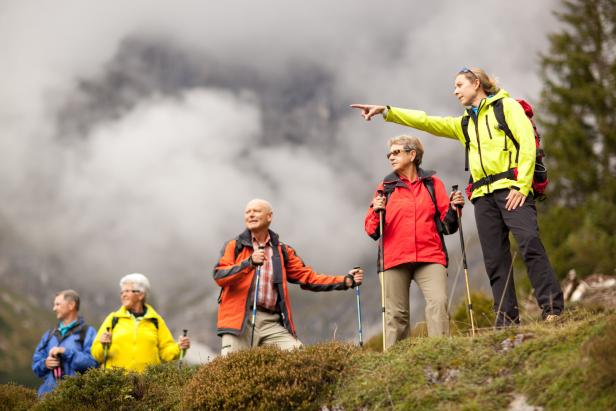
[459,67,500,95]
[388,135,424,166]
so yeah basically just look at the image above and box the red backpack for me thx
[461,98,549,200]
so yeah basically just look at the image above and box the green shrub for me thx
[583,315,616,391]
[182,342,357,410]
[33,368,135,411]
[136,363,197,410]
[0,383,37,411]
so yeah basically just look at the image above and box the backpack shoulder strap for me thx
[72,323,89,348]
[150,317,159,330]
[493,99,520,157]
[423,177,449,266]
[423,177,441,225]
[279,243,289,268]
[38,328,55,352]
[461,116,471,171]
[233,240,244,260]
[111,316,120,332]
[493,98,522,164]
[382,182,396,201]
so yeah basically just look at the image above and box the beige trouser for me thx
[383,262,449,350]
[221,310,302,356]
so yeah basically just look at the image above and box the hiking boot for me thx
[544,314,560,323]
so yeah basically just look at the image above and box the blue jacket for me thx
[31,317,98,396]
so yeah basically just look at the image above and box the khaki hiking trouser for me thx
[221,310,302,356]
[383,262,449,351]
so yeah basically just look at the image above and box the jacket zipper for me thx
[473,101,491,191]
[485,116,493,139]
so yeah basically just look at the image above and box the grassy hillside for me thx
[1,307,615,410]
[0,288,54,387]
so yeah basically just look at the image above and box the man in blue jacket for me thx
[32,290,98,396]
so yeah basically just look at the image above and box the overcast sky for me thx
[0,0,562,344]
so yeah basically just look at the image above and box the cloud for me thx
[0,0,562,345]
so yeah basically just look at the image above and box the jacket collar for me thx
[465,88,510,116]
[53,316,85,340]
[237,228,280,248]
[115,304,158,319]
[383,168,435,185]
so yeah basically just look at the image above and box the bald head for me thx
[244,198,273,233]
[245,198,273,213]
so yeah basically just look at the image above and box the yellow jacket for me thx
[385,89,536,199]
[91,304,180,372]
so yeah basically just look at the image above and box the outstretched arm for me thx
[350,104,387,121]
[285,246,361,290]
[351,103,463,142]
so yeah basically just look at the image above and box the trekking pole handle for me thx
[182,329,188,337]
[253,244,265,266]
[451,184,463,209]
[376,189,386,214]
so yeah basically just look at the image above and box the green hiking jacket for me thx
[385,89,535,199]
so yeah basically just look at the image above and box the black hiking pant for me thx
[473,189,564,326]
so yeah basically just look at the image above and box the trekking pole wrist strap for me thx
[346,274,356,288]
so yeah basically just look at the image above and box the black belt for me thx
[472,168,516,191]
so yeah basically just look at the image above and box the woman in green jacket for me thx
[351,67,563,326]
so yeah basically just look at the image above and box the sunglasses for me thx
[386,146,413,160]
[458,67,478,78]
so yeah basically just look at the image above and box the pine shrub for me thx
[0,383,37,411]
[32,368,135,411]
[583,315,616,391]
[182,342,357,410]
[135,363,197,410]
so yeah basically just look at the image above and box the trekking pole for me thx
[179,329,188,368]
[377,190,387,351]
[353,266,363,347]
[53,366,61,382]
[452,185,476,336]
[494,251,517,330]
[103,326,110,369]
[53,356,62,382]
[250,244,265,348]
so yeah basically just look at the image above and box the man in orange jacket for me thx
[214,198,363,355]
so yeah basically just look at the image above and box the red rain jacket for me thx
[365,170,458,270]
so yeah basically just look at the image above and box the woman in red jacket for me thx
[365,135,464,350]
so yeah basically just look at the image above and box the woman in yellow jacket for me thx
[91,273,190,371]
[351,67,563,327]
